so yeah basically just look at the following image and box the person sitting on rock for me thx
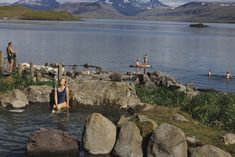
[53,78,70,113]
[136,59,141,66]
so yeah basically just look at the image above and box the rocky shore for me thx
[0,63,234,157]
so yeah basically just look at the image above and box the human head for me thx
[137,59,139,62]
[59,78,66,86]
[8,42,12,47]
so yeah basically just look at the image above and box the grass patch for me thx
[135,84,235,132]
[138,105,235,156]
[0,5,79,21]
[0,72,54,92]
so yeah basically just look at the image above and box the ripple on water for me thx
[0,104,125,157]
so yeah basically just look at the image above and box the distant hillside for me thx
[136,2,235,23]
[0,6,79,21]
[58,2,126,19]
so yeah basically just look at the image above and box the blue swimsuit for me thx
[57,87,67,104]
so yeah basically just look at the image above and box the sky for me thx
[1,0,235,6]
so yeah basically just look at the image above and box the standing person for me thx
[6,42,16,73]
[144,53,148,64]
[208,69,212,77]
[53,78,70,113]
[226,72,233,79]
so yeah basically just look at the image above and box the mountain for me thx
[99,0,168,16]
[14,0,60,10]
[58,2,126,19]
[0,3,11,6]
[136,2,235,23]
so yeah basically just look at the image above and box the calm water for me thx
[0,19,235,91]
[0,19,235,156]
[0,104,124,157]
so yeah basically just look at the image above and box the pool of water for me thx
[0,104,125,157]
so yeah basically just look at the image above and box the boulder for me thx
[73,76,140,108]
[25,85,53,103]
[83,113,116,155]
[113,121,143,157]
[117,115,130,127]
[171,113,189,122]
[189,145,232,157]
[133,114,158,138]
[0,89,28,108]
[26,128,79,156]
[223,133,235,145]
[147,123,187,157]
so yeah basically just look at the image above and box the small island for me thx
[189,23,208,28]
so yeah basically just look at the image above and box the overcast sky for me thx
[1,0,235,6]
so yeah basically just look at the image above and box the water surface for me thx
[0,19,235,91]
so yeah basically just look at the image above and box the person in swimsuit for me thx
[6,42,16,73]
[53,78,70,112]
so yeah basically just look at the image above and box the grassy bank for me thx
[0,73,54,92]
[135,84,235,132]
[0,6,79,21]
[138,105,235,156]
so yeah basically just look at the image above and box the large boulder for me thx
[26,85,53,103]
[0,89,28,108]
[73,76,140,108]
[189,145,232,157]
[147,123,187,157]
[26,128,79,156]
[83,113,116,155]
[113,121,143,157]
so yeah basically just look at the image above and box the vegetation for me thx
[0,72,54,92]
[135,84,235,132]
[138,105,235,156]
[0,6,79,21]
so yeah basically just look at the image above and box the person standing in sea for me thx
[144,53,148,64]
[6,42,16,74]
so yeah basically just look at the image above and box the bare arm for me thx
[54,88,58,107]
[66,87,70,108]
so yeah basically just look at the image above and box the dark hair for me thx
[8,42,12,46]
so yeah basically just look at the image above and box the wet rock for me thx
[83,113,116,155]
[26,85,53,103]
[147,123,187,157]
[171,113,189,122]
[0,89,28,108]
[73,76,140,108]
[26,128,79,156]
[189,145,232,157]
[223,133,235,145]
[113,121,143,157]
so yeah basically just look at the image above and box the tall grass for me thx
[135,84,235,132]
[0,72,54,92]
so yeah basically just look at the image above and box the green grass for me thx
[0,72,54,92]
[138,105,235,156]
[0,6,79,21]
[135,84,235,132]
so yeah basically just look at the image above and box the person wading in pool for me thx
[53,78,70,112]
